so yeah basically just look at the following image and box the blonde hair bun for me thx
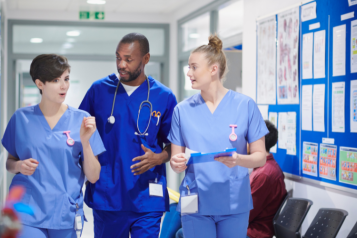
[208,34,223,52]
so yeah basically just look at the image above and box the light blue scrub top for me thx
[1,105,106,229]
[168,90,269,216]
[79,74,177,212]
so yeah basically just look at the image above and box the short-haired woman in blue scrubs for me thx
[168,35,269,238]
[2,54,106,238]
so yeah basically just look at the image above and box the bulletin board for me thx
[256,0,357,191]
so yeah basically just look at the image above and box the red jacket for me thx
[247,154,287,238]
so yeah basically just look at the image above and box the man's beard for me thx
[118,62,142,83]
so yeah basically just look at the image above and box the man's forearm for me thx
[159,144,171,164]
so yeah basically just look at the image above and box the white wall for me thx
[243,0,357,237]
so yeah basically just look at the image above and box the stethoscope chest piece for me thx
[108,116,115,124]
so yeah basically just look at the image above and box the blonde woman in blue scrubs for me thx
[168,35,269,238]
[3,54,105,238]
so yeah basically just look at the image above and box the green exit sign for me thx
[79,11,105,20]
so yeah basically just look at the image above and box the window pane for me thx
[13,25,165,56]
[218,1,243,39]
[181,12,210,52]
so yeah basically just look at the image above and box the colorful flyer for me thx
[319,144,337,181]
[339,147,357,186]
[303,142,318,177]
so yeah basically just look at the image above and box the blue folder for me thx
[187,148,237,165]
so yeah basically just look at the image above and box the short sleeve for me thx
[89,129,106,156]
[167,106,185,147]
[246,99,269,144]
[79,85,95,116]
[158,92,178,144]
[1,113,19,158]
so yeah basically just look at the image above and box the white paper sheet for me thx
[257,16,277,105]
[286,112,297,155]
[268,112,278,153]
[277,7,300,104]
[257,105,269,120]
[349,0,357,6]
[303,33,313,79]
[333,25,346,77]
[302,85,313,131]
[351,80,357,132]
[278,112,288,149]
[314,30,326,79]
[313,84,325,132]
[309,22,320,30]
[351,20,357,73]
[341,12,355,21]
[301,2,317,22]
[332,82,345,132]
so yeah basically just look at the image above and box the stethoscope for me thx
[107,76,152,136]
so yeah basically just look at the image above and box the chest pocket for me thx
[139,117,160,148]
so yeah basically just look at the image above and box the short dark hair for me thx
[265,120,278,152]
[30,54,71,94]
[119,33,150,56]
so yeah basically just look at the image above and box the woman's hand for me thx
[17,159,39,175]
[80,117,96,144]
[214,152,240,168]
[170,153,187,173]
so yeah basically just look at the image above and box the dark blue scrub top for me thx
[79,74,177,212]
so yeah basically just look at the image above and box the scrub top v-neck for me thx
[2,104,106,229]
[79,74,177,212]
[168,90,269,215]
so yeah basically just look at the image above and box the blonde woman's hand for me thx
[170,153,187,173]
[214,152,240,168]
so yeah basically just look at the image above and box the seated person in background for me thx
[247,120,287,238]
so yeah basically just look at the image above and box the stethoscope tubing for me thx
[109,76,152,136]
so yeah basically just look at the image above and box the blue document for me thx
[187,148,236,165]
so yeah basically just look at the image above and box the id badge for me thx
[149,178,163,197]
[75,214,82,230]
[74,203,82,231]
[181,185,198,214]
[181,194,198,214]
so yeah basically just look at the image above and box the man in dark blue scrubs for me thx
[79,33,177,238]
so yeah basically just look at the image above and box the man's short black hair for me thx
[119,33,150,56]
[265,120,278,153]
[30,54,70,94]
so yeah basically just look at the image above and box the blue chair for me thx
[160,203,182,238]
[176,228,183,238]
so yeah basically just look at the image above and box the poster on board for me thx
[302,142,318,177]
[277,7,300,104]
[319,144,337,181]
[339,147,357,186]
[257,16,277,105]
